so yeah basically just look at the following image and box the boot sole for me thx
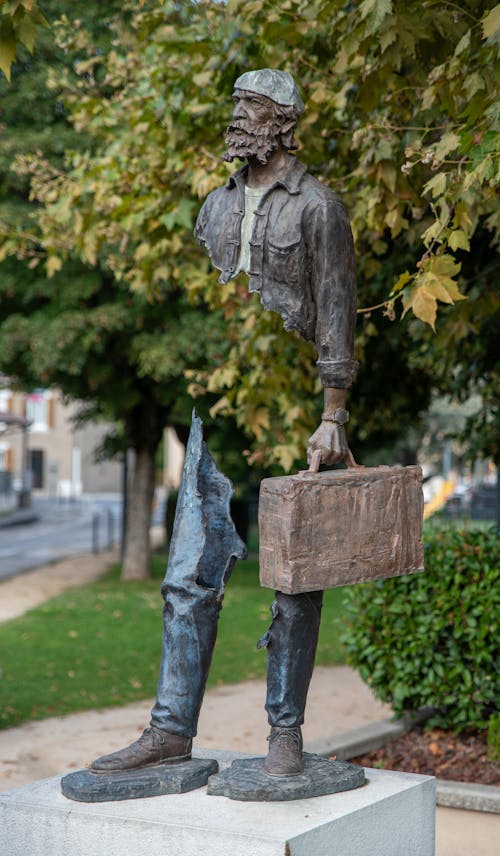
[89,753,192,774]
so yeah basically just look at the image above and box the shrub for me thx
[341,527,499,731]
[488,712,500,762]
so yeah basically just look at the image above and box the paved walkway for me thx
[0,549,119,622]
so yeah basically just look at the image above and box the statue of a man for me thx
[90,69,357,780]
[196,69,357,775]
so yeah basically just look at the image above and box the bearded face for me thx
[224,90,299,165]
[224,116,284,165]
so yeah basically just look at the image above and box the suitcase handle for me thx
[307,447,360,474]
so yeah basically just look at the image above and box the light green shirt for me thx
[234,184,271,276]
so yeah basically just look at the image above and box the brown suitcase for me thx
[259,464,424,594]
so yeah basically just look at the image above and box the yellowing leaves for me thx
[191,168,227,199]
[434,133,460,161]
[411,286,438,329]
[193,71,212,88]
[273,443,301,473]
[209,395,231,419]
[448,229,470,252]
[385,207,408,237]
[401,256,466,329]
[454,29,471,57]
[46,255,62,278]
[378,161,397,193]
[463,72,485,101]
[429,255,461,278]
[207,365,239,392]
[482,5,500,39]
[310,82,330,105]
[392,271,411,293]
[246,407,270,441]
[423,172,447,199]
[0,241,11,262]
[3,0,497,478]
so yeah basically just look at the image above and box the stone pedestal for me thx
[0,751,436,856]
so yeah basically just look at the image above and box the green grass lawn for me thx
[0,554,350,730]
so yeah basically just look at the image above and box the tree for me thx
[1,0,498,471]
[0,1,237,580]
[0,254,234,577]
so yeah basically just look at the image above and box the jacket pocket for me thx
[267,238,301,284]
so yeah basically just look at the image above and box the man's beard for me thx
[224,119,282,165]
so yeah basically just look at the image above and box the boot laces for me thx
[268,727,302,749]
[141,726,166,748]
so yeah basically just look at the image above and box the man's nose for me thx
[232,100,248,120]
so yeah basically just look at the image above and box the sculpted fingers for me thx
[307,422,343,466]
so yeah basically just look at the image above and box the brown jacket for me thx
[195,158,358,388]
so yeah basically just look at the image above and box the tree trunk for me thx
[121,444,156,580]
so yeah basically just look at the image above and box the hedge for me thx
[342,527,499,731]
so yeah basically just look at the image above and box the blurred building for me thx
[0,385,185,508]
[0,387,121,499]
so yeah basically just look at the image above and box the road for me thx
[0,496,123,581]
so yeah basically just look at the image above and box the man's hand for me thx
[307,421,357,468]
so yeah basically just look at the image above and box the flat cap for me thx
[234,68,304,115]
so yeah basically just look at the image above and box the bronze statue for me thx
[196,68,357,776]
[89,69,357,781]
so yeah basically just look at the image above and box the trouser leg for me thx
[263,590,323,728]
[149,412,246,738]
[150,580,225,738]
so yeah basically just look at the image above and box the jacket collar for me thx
[225,157,307,196]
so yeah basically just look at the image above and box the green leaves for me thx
[0,19,17,81]
[0,0,48,81]
[359,0,393,34]
[342,527,500,732]
[2,0,499,467]
[159,200,196,232]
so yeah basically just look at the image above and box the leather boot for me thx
[90,726,192,773]
[264,726,303,776]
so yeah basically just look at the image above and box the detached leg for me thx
[91,413,246,773]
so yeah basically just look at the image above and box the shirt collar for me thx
[225,157,307,196]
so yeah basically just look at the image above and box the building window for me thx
[26,390,54,432]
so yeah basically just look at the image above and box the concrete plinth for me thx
[0,751,435,856]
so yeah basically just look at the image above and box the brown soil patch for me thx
[352,726,500,785]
